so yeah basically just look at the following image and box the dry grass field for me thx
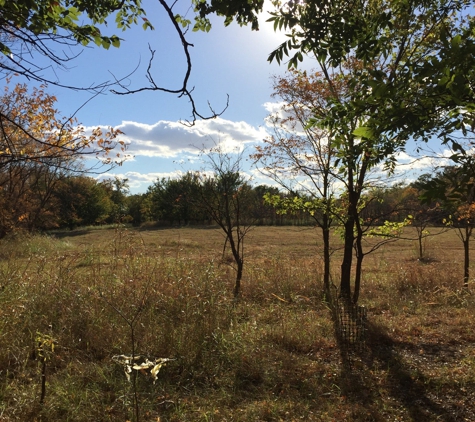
[0,225,474,421]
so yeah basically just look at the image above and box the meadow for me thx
[0,225,474,421]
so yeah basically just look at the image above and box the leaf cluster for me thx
[0,0,153,55]
[193,0,264,31]
[0,80,127,236]
[0,81,126,169]
[265,0,475,156]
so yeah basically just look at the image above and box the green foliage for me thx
[0,0,153,55]
[193,0,264,31]
[366,218,411,238]
[126,193,148,226]
[264,192,338,219]
[264,0,475,158]
[54,176,115,228]
[418,166,474,209]
[144,173,285,227]
[146,172,206,225]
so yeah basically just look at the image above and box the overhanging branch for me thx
[110,0,229,125]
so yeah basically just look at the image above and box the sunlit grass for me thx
[0,226,474,421]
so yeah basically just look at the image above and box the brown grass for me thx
[0,225,474,421]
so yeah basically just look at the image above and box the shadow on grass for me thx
[138,223,220,232]
[49,229,93,238]
[335,318,459,422]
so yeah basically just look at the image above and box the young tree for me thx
[265,61,403,302]
[253,69,343,294]
[419,164,475,288]
[399,183,446,260]
[257,65,414,302]
[197,147,254,299]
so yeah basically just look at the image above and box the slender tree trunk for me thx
[228,236,242,297]
[319,203,332,297]
[226,222,243,298]
[321,174,332,298]
[341,188,360,300]
[341,151,368,302]
[353,220,364,304]
[418,229,424,260]
[340,158,358,301]
[322,223,331,296]
[340,217,354,300]
[234,259,243,299]
[463,227,470,288]
[353,256,363,304]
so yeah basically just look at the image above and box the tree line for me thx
[0,160,464,237]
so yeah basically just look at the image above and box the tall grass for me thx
[0,227,474,421]
[0,230,236,421]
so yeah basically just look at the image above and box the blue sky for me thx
[10,0,446,194]
[13,0,302,194]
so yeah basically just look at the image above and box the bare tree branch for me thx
[110,0,229,125]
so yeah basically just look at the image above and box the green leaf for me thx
[111,36,120,48]
[353,126,376,140]
[451,34,462,48]
[93,36,102,47]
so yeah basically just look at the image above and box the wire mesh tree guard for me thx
[336,298,367,353]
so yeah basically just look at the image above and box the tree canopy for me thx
[0,80,126,237]
[0,0,151,50]
[266,0,475,145]
[0,0,154,86]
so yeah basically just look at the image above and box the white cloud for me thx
[393,149,452,171]
[82,115,270,193]
[91,117,269,159]
[96,170,194,192]
[86,105,458,195]
[263,101,285,115]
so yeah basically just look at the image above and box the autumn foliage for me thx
[0,81,125,237]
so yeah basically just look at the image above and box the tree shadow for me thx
[137,224,220,232]
[333,305,459,421]
[365,321,458,421]
[49,229,93,238]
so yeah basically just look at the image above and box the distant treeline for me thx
[0,166,450,238]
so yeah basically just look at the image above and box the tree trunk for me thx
[322,212,331,296]
[234,258,243,299]
[418,229,424,260]
[341,188,360,300]
[340,217,354,300]
[463,227,470,288]
[227,224,243,299]
[353,220,364,304]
